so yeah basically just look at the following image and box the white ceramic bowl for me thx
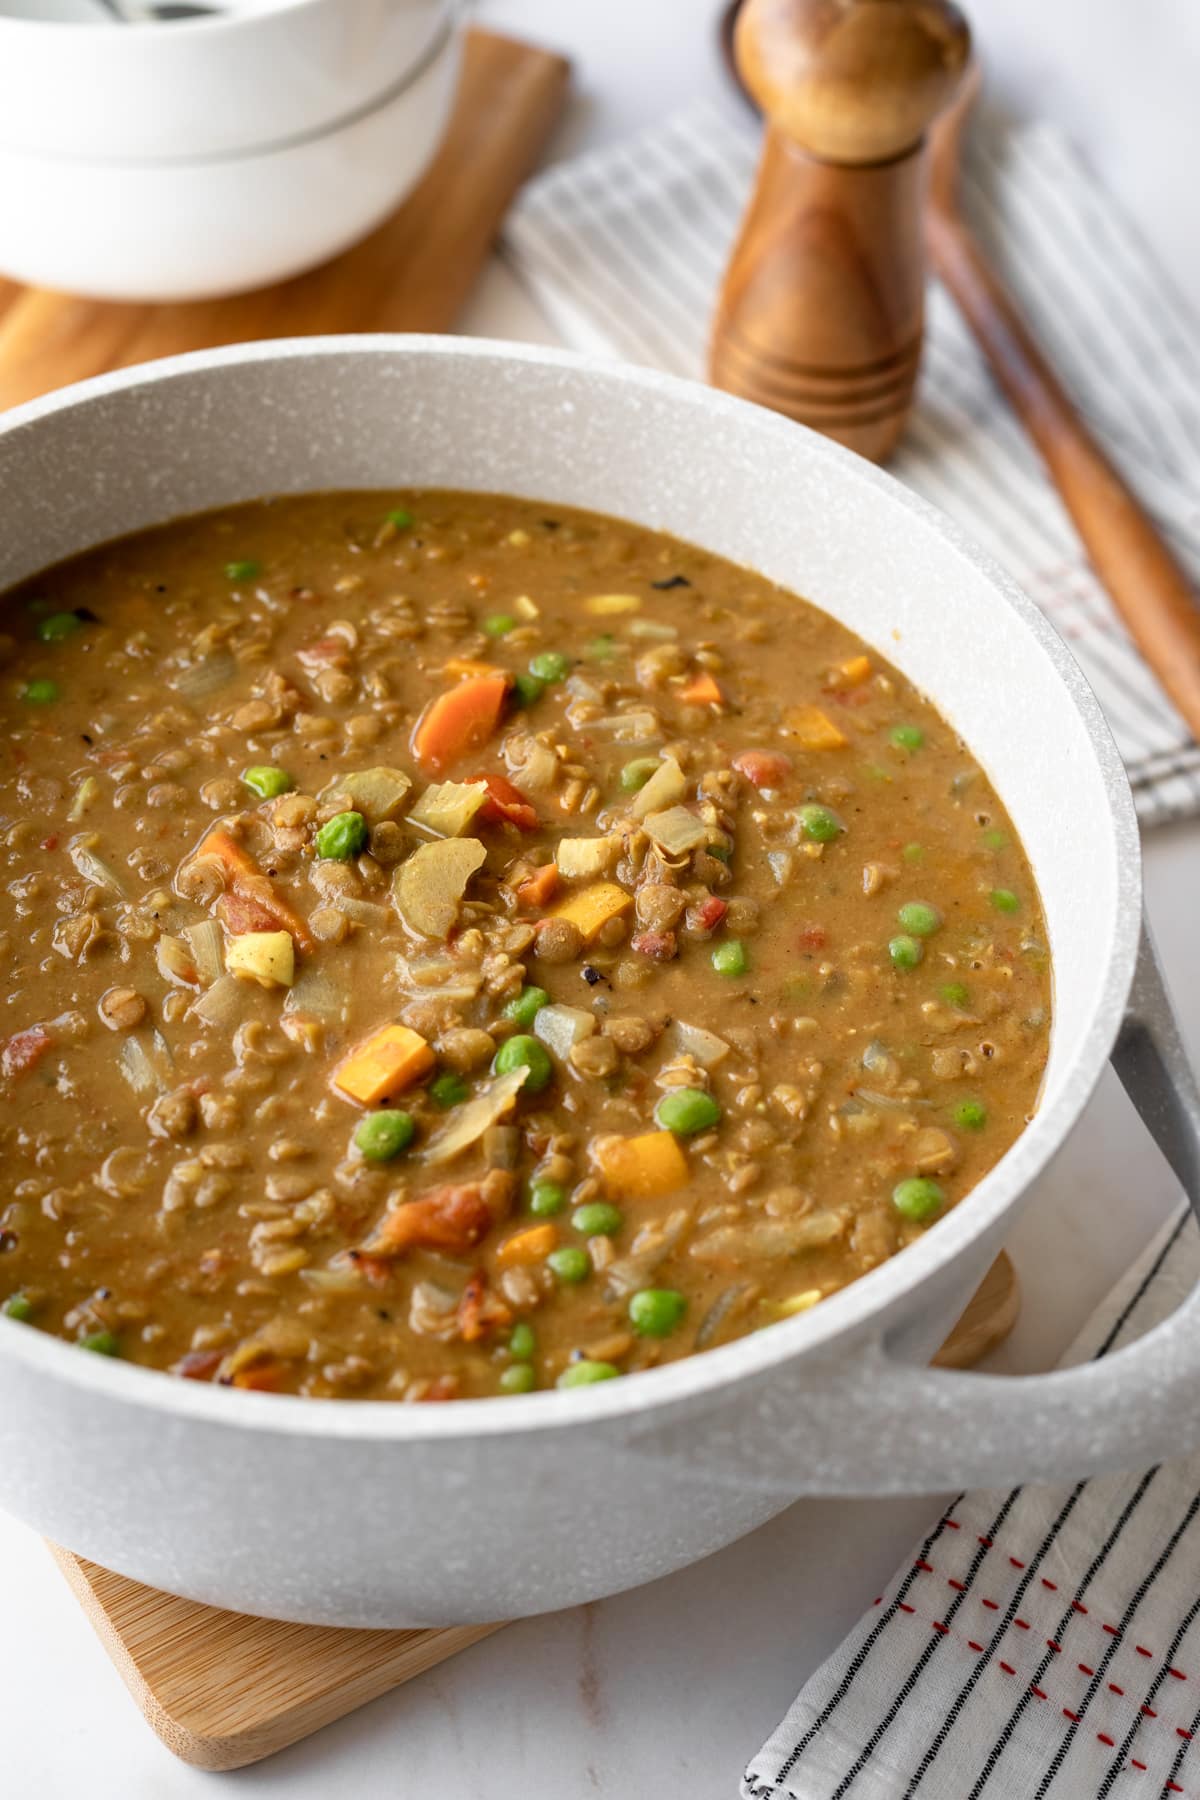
[0,0,461,300]
[0,338,1197,1628]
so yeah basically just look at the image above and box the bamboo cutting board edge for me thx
[49,1253,1017,1772]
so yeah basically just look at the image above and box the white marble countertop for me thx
[3,3,1197,1795]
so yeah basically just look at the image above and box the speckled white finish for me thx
[0,337,1184,1628]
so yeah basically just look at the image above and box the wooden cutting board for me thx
[0,26,570,409]
[50,1253,1017,1771]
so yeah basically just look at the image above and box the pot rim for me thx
[0,334,1143,1444]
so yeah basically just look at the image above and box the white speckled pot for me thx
[1,338,1197,1629]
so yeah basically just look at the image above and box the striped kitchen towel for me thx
[743,1205,1200,1800]
[503,103,1200,826]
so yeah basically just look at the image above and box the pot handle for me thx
[634,927,1200,1496]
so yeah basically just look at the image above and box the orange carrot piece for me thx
[495,1223,558,1268]
[515,862,561,910]
[678,671,725,706]
[414,673,511,772]
[365,1171,516,1259]
[593,1130,689,1200]
[457,1271,513,1343]
[196,828,315,951]
[831,654,872,688]
[781,705,849,751]
[332,1023,435,1105]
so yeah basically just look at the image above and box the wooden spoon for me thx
[927,62,1200,743]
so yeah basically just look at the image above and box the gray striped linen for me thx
[504,103,1200,826]
[742,1207,1200,1800]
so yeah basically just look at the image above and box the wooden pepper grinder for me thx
[710,0,970,461]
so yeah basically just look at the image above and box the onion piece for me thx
[189,974,244,1029]
[172,650,237,703]
[69,834,125,896]
[767,850,793,887]
[419,1067,529,1165]
[118,1035,166,1097]
[503,735,558,793]
[628,619,678,640]
[630,755,686,820]
[665,1019,730,1068]
[184,919,224,986]
[334,896,390,927]
[68,775,100,822]
[586,710,660,743]
[283,962,347,1021]
[555,836,620,880]
[533,1004,595,1058]
[643,805,709,856]
[392,838,486,939]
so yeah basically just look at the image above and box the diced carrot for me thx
[413,673,511,772]
[593,1130,689,1200]
[332,1023,435,1105]
[732,749,793,788]
[550,881,633,943]
[412,1375,461,1402]
[230,1359,288,1393]
[495,1223,558,1268]
[443,657,502,680]
[515,862,560,910]
[195,828,315,951]
[457,1271,513,1343]
[468,772,539,831]
[1,1023,53,1080]
[781,705,849,751]
[364,1171,516,1259]
[678,671,725,706]
[829,654,872,688]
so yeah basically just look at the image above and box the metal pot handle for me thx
[635,927,1200,1496]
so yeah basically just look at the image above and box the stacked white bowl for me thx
[0,0,463,300]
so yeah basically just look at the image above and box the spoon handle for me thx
[928,74,1200,744]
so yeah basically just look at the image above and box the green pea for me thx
[2,1293,33,1322]
[529,1179,567,1218]
[572,1202,624,1237]
[37,611,84,643]
[940,982,970,1009]
[80,1330,120,1357]
[242,765,293,800]
[953,1099,988,1131]
[655,1087,721,1136]
[513,672,545,708]
[983,828,1008,851]
[315,810,368,860]
[585,634,616,661]
[499,1362,537,1394]
[547,1246,591,1285]
[492,1034,553,1093]
[902,842,925,865]
[508,1321,536,1361]
[224,559,261,582]
[529,650,569,683]
[990,888,1020,914]
[629,1288,687,1338]
[386,508,413,530]
[20,678,59,704]
[891,723,925,751]
[889,934,924,971]
[429,1072,469,1109]
[798,803,843,843]
[620,757,660,793]
[897,900,941,938]
[484,613,516,637]
[892,1177,944,1222]
[557,1359,619,1388]
[712,940,748,977]
[353,1109,415,1161]
[503,985,549,1027]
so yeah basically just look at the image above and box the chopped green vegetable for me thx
[572,1202,624,1237]
[484,613,516,637]
[530,1179,567,1217]
[242,765,293,800]
[953,1099,988,1131]
[798,803,843,843]
[983,828,1008,851]
[224,559,261,582]
[712,940,748,977]
[386,508,413,530]
[891,723,925,751]
[80,1330,120,1357]
[655,1087,721,1135]
[513,672,545,708]
[529,651,569,684]
[492,1034,553,1093]
[990,888,1020,914]
[503,985,549,1028]
[2,1293,34,1322]
[707,843,732,864]
[429,1072,469,1109]
[315,811,368,860]
[548,1246,591,1285]
[902,842,925,864]
[889,934,924,971]
[20,678,59,704]
[892,1177,944,1222]
[508,1321,536,1360]
[620,757,660,793]
[499,1362,537,1394]
[37,611,84,643]
[585,634,616,661]
[557,1358,619,1387]
[940,982,970,1009]
[896,901,941,938]
[629,1288,686,1338]
[353,1109,415,1161]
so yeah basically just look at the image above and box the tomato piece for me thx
[468,772,539,832]
[732,749,793,788]
[2,1024,53,1079]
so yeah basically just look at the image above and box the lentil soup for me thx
[0,492,1050,1400]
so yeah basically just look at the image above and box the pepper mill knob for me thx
[710,0,970,461]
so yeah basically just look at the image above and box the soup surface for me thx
[0,492,1050,1399]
